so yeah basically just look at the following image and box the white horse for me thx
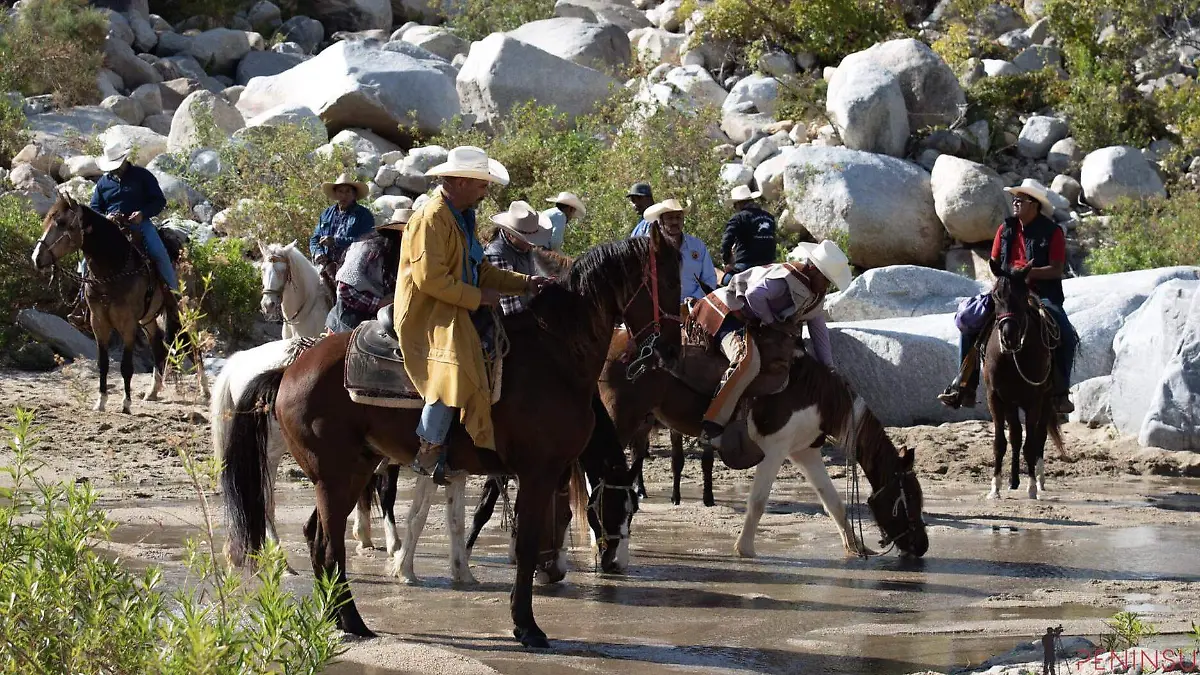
[257,241,331,340]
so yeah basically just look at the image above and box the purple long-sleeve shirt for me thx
[740,274,834,368]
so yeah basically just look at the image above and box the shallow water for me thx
[108,478,1200,675]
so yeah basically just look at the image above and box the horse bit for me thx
[588,479,637,560]
[262,254,311,325]
[621,236,680,382]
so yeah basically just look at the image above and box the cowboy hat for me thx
[321,172,369,201]
[491,200,552,248]
[425,145,510,185]
[96,138,132,172]
[378,208,412,231]
[546,191,586,219]
[788,239,853,291]
[1004,185,1054,217]
[643,198,687,224]
[728,185,762,202]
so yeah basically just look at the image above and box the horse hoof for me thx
[93,396,107,412]
[1027,486,1039,500]
[735,543,756,559]
[703,495,716,508]
[986,490,1000,500]
[121,399,132,414]
[514,627,550,649]
[453,572,479,586]
[142,393,159,402]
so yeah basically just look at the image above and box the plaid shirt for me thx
[483,232,535,316]
[336,281,384,314]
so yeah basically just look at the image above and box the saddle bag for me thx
[955,293,993,333]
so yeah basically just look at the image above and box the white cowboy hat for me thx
[643,198,687,224]
[788,239,853,291]
[378,208,412,231]
[1004,185,1054,217]
[728,185,762,202]
[321,172,369,201]
[425,145,510,186]
[491,200,552,248]
[96,138,132,172]
[545,191,586,219]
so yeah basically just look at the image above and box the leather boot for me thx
[411,440,460,487]
[1051,371,1074,414]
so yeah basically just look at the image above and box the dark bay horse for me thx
[983,262,1065,500]
[599,334,930,559]
[224,229,682,646]
[31,195,206,412]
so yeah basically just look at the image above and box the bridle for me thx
[587,479,637,560]
[39,206,148,288]
[867,467,924,551]
[262,254,311,325]
[992,285,1057,387]
[620,235,681,382]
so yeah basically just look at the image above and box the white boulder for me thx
[1080,145,1168,211]
[97,125,168,166]
[1017,115,1069,159]
[168,90,246,153]
[931,155,1007,243]
[401,26,469,62]
[826,61,909,157]
[831,38,965,131]
[505,17,630,72]
[825,265,986,322]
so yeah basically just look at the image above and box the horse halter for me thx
[992,287,1057,386]
[867,468,924,550]
[262,254,309,325]
[621,235,681,382]
[587,479,637,556]
[843,395,923,554]
[35,206,86,269]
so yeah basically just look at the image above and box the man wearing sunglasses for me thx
[938,185,1078,414]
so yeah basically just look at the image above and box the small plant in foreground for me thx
[1099,611,1159,652]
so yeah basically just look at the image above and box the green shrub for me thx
[0,406,346,674]
[178,122,355,246]
[148,0,250,25]
[1084,192,1200,274]
[183,237,261,341]
[1154,80,1200,173]
[0,95,28,168]
[965,68,1066,127]
[683,0,907,69]
[0,0,107,106]
[0,195,78,353]
[448,0,556,42]
[773,73,830,127]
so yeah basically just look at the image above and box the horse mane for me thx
[531,247,574,278]
[267,242,325,302]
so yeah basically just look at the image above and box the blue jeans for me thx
[80,221,178,291]
[417,400,456,445]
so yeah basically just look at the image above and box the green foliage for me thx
[1057,44,1164,152]
[1099,611,1159,652]
[149,0,250,24]
[0,406,346,674]
[774,73,830,126]
[0,95,28,168]
[183,237,261,342]
[432,95,731,256]
[178,121,355,246]
[0,195,76,353]
[1155,80,1200,171]
[965,68,1066,124]
[0,0,107,106]
[684,0,907,68]
[1084,192,1200,274]
[448,0,556,42]
[931,22,973,71]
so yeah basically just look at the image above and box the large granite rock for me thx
[1017,115,1069,159]
[308,0,392,33]
[103,35,162,89]
[400,25,470,62]
[235,40,460,144]
[723,74,779,118]
[185,28,261,76]
[1080,145,1168,211]
[168,90,246,153]
[235,49,303,85]
[553,0,652,32]
[825,265,986,322]
[781,145,944,268]
[831,38,965,131]
[25,107,124,158]
[1139,287,1200,450]
[457,33,617,127]
[826,60,908,157]
[96,125,168,165]
[505,17,630,73]
[242,103,329,143]
[16,309,98,361]
[1069,376,1112,427]
[931,155,1007,243]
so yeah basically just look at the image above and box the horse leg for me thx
[353,482,374,553]
[633,434,649,499]
[94,330,111,412]
[1008,408,1023,491]
[987,396,1006,499]
[446,474,477,585]
[143,323,165,402]
[668,432,683,505]
[790,446,875,556]
[264,434,297,576]
[381,465,400,555]
[735,450,786,558]
[304,508,322,568]
[390,473,436,583]
[1024,410,1047,500]
[700,434,715,507]
[315,476,375,637]
[117,325,136,414]
[511,479,553,648]
[466,475,503,554]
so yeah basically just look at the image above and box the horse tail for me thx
[569,461,591,549]
[1047,404,1065,456]
[210,360,237,464]
[220,369,285,568]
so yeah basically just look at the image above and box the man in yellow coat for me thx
[397,146,551,483]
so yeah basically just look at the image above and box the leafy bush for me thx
[1084,192,1200,274]
[0,95,28,168]
[0,407,345,674]
[0,0,107,106]
[0,195,78,353]
[773,73,830,127]
[965,68,1066,126]
[178,121,355,246]
[183,237,261,342]
[1154,80,1200,172]
[683,0,907,68]
[1099,611,1159,652]
[448,0,556,42]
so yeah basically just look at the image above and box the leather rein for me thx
[620,234,681,382]
[262,254,312,325]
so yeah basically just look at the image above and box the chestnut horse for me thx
[223,229,681,646]
[983,262,1065,500]
[31,195,207,412]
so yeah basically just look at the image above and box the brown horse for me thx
[983,262,1065,500]
[599,334,930,559]
[31,195,205,412]
[224,228,682,646]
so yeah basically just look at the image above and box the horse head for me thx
[623,223,684,371]
[989,259,1032,355]
[32,193,88,270]
[587,456,641,575]
[865,445,928,557]
[258,240,304,320]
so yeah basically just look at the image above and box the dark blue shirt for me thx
[89,166,167,223]
[310,202,375,263]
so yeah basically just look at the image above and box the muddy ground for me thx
[3,364,1200,675]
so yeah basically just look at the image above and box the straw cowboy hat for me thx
[321,172,369,201]
[491,200,552,248]
[425,145,510,185]
[788,239,853,291]
[378,208,412,231]
[96,138,132,172]
[1004,185,1055,217]
[545,191,586,219]
[728,185,762,202]
[643,198,688,223]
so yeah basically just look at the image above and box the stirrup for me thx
[410,448,461,487]
[936,386,962,409]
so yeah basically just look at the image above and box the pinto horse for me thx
[983,261,1065,500]
[31,195,207,412]
[223,229,681,645]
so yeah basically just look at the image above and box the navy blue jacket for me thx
[310,203,375,264]
[721,206,777,269]
[89,166,167,223]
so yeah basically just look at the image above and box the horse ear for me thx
[988,257,1006,279]
[900,446,915,468]
[257,241,268,259]
[286,239,298,251]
